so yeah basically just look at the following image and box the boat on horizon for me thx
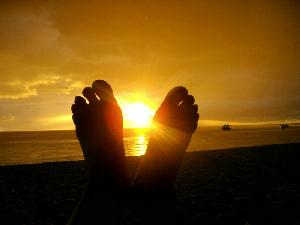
[221,123,231,131]
[280,124,290,130]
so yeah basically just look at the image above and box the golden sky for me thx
[0,0,299,130]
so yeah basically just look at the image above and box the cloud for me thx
[0,75,84,99]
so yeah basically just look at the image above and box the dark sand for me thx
[1,143,300,225]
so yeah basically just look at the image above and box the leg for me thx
[135,86,198,189]
[68,80,128,225]
[134,87,199,224]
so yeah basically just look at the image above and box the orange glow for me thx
[120,102,155,128]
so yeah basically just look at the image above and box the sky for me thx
[0,0,299,131]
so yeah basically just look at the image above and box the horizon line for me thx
[1,120,299,132]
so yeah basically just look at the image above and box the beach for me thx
[1,143,300,225]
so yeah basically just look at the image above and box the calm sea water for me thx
[0,126,299,165]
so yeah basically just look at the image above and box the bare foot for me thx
[135,86,199,189]
[69,80,126,225]
[71,80,127,187]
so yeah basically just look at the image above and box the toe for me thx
[92,80,122,133]
[181,95,195,106]
[82,87,98,104]
[192,104,198,114]
[164,86,188,106]
[178,95,196,115]
[92,80,116,103]
[194,113,199,122]
[74,96,86,105]
[72,96,89,127]
[72,96,87,114]
[177,95,199,133]
[92,80,113,93]
[157,86,188,116]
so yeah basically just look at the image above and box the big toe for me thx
[164,86,188,106]
[92,80,116,104]
[92,80,122,129]
[155,86,188,121]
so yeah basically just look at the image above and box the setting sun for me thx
[121,102,155,128]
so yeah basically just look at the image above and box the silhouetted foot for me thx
[69,81,127,225]
[133,87,198,225]
[135,86,199,189]
[71,80,127,187]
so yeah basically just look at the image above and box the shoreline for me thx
[1,143,300,225]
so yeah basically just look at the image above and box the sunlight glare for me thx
[121,102,154,128]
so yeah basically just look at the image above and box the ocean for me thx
[0,125,299,165]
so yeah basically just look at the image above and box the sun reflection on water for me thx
[123,129,149,156]
[134,135,148,155]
